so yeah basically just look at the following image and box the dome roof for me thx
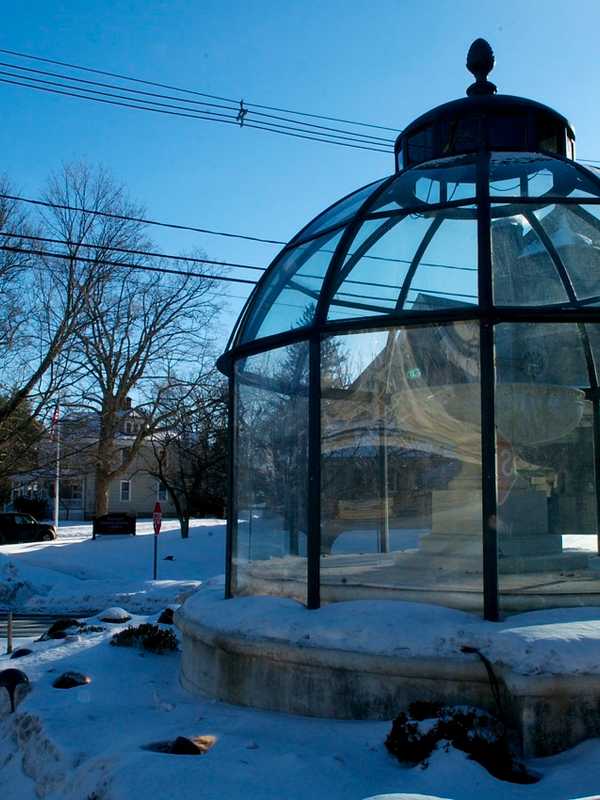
[219,38,600,375]
[221,152,600,366]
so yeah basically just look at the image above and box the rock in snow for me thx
[52,671,92,689]
[98,607,131,623]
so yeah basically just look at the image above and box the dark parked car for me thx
[0,513,57,544]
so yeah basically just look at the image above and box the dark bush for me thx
[110,623,177,654]
[193,494,225,518]
[13,497,49,519]
[157,608,174,625]
[408,700,443,721]
[385,704,538,784]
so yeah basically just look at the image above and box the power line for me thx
[0,73,392,154]
[1,230,267,273]
[0,191,287,245]
[0,47,400,134]
[0,192,478,274]
[0,68,391,149]
[0,241,476,303]
[0,243,257,285]
[0,232,476,291]
[5,48,600,167]
[0,61,394,146]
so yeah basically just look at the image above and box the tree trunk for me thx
[95,469,110,516]
[180,516,190,539]
[95,399,118,517]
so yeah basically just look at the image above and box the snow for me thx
[0,518,225,614]
[2,520,600,799]
[3,616,600,800]
[183,589,600,677]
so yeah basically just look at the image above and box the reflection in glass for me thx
[327,211,478,320]
[491,210,568,306]
[321,323,483,611]
[372,157,477,213]
[534,205,600,302]
[292,178,387,245]
[327,215,431,320]
[241,230,343,342]
[496,323,600,611]
[232,345,309,600]
[489,153,600,199]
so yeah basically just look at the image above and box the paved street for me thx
[0,612,89,640]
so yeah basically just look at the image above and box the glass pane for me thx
[403,216,478,310]
[233,344,309,601]
[241,230,343,342]
[533,204,600,302]
[291,178,388,245]
[496,323,600,612]
[489,153,600,199]
[327,215,431,321]
[327,210,479,320]
[491,208,569,306]
[321,323,483,612]
[406,125,434,165]
[372,157,477,213]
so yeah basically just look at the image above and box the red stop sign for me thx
[153,501,162,535]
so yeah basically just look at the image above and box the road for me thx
[0,612,91,641]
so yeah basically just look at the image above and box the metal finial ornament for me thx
[466,38,497,96]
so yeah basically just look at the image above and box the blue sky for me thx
[2,1,600,346]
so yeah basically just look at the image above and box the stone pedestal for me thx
[420,462,588,573]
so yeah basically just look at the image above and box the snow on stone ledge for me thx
[363,795,454,800]
[363,796,600,800]
[180,587,600,676]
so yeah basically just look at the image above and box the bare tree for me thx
[41,164,221,516]
[0,175,104,481]
[147,376,227,537]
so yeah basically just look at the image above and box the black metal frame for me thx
[220,136,600,621]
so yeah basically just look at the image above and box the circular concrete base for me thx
[175,590,600,758]
[235,551,600,614]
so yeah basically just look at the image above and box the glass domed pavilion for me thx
[217,40,600,620]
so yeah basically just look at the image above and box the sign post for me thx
[153,502,162,580]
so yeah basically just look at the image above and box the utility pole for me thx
[52,400,61,531]
[153,501,162,580]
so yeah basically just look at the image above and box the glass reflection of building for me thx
[218,40,600,619]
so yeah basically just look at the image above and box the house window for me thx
[121,447,131,466]
[125,422,133,434]
[157,482,167,502]
[62,481,83,501]
[120,480,131,502]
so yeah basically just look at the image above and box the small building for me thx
[216,39,600,620]
[177,39,600,759]
[9,402,176,520]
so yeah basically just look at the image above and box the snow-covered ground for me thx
[0,519,225,614]
[3,605,600,800]
[1,520,600,799]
